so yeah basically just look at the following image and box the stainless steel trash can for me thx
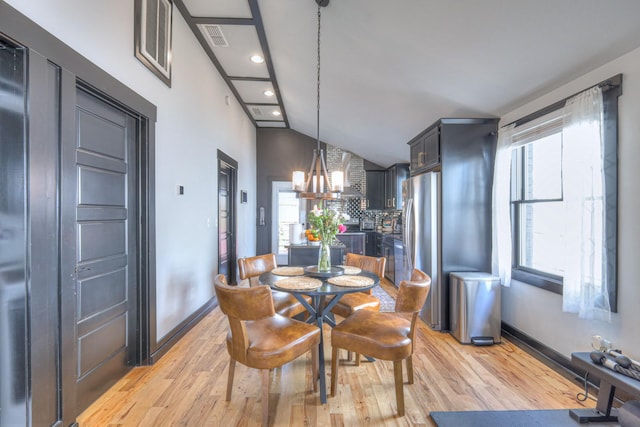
[450,272,501,345]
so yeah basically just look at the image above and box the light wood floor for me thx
[78,280,596,426]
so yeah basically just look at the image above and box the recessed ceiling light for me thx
[272,110,281,116]
[264,90,274,97]
[250,55,264,64]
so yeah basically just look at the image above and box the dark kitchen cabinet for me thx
[375,232,383,256]
[385,163,409,210]
[336,233,365,256]
[288,245,345,266]
[409,127,440,175]
[365,231,377,256]
[365,170,385,210]
[382,237,395,283]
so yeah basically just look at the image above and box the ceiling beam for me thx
[191,17,254,26]
[247,0,289,127]
[173,0,258,127]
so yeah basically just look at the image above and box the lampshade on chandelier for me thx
[292,0,344,200]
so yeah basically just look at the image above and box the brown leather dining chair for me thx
[331,253,386,363]
[331,253,386,318]
[214,274,321,427]
[238,253,310,318]
[330,269,431,417]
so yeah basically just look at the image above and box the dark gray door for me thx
[218,152,237,285]
[65,88,138,412]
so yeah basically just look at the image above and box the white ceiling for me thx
[178,0,640,167]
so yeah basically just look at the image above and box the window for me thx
[511,112,565,291]
[135,0,172,86]
[502,75,621,314]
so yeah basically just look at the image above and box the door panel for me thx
[77,107,127,158]
[70,88,138,412]
[79,268,127,317]
[79,167,126,205]
[79,314,127,375]
[78,222,127,260]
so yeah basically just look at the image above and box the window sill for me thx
[512,269,562,295]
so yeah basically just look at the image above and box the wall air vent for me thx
[200,24,229,48]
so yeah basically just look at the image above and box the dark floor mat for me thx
[430,409,619,427]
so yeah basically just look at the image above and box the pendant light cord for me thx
[316,2,321,151]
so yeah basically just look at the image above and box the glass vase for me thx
[318,240,332,272]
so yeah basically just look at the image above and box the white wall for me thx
[7,0,257,340]
[500,46,640,360]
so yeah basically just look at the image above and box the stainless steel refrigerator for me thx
[402,172,442,329]
[402,119,497,331]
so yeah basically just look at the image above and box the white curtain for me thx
[562,86,610,321]
[491,124,516,287]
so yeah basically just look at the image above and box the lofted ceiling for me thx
[175,0,640,167]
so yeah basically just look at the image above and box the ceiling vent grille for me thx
[201,24,228,48]
[251,107,263,116]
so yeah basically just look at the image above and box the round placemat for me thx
[272,266,304,276]
[274,277,322,290]
[327,275,374,287]
[338,265,361,275]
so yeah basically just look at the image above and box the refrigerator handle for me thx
[404,197,414,271]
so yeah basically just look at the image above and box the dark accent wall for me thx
[363,159,385,171]
[256,128,324,255]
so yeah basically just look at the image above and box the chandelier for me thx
[291,0,343,200]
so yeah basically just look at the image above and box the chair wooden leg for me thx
[261,369,270,427]
[331,346,339,397]
[406,355,414,384]
[226,359,236,401]
[355,353,361,366]
[311,347,318,392]
[347,350,352,361]
[393,361,405,416]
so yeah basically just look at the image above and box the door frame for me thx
[217,150,238,285]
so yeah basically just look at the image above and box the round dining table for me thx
[259,266,380,404]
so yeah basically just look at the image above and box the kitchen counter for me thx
[378,231,403,241]
[287,243,345,266]
[286,243,346,248]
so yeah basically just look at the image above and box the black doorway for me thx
[217,150,238,285]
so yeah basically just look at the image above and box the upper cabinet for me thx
[365,164,408,211]
[365,170,386,210]
[408,118,499,177]
[409,127,440,174]
[385,163,409,210]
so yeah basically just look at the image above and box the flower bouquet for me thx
[307,205,349,271]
